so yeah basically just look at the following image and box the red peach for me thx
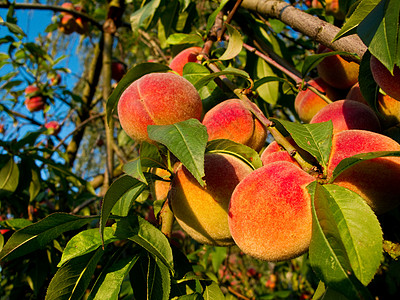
[260,140,300,167]
[117,72,203,143]
[111,61,127,82]
[170,153,253,246]
[202,99,268,151]
[370,56,400,101]
[45,121,61,135]
[169,46,202,76]
[25,86,45,112]
[310,100,381,134]
[328,130,400,214]
[228,161,315,261]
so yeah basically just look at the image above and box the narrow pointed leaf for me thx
[130,0,161,35]
[202,281,225,300]
[148,256,171,300]
[193,67,249,90]
[58,227,118,267]
[206,139,262,169]
[273,119,333,170]
[45,248,103,300]
[308,182,379,299]
[0,157,19,196]
[123,159,148,184]
[218,23,243,61]
[330,150,400,182]
[255,60,279,105]
[148,119,208,186]
[166,33,203,45]
[0,213,95,262]
[205,0,229,33]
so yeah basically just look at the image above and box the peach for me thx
[310,100,381,134]
[170,153,253,246]
[346,82,369,106]
[111,61,127,82]
[317,47,359,90]
[59,14,77,35]
[117,72,203,143]
[294,78,339,123]
[150,167,172,201]
[228,161,315,261]
[45,121,61,135]
[202,99,268,151]
[261,140,300,167]
[25,85,45,112]
[328,130,400,214]
[370,55,400,101]
[169,46,202,76]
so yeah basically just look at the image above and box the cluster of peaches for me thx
[58,2,89,35]
[117,45,400,262]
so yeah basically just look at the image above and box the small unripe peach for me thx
[117,72,203,143]
[170,153,253,246]
[328,130,400,214]
[45,121,61,135]
[310,100,381,134]
[202,99,268,151]
[228,161,315,261]
[111,61,127,82]
[169,47,202,76]
[370,55,400,101]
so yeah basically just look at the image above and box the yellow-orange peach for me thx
[317,47,359,90]
[310,100,381,134]
[294,78,339,123]
[117,72,203,143]
[170,153,253,246]
[328,130,400,214]
[169,46,202,76]
[228,161,315,261]
[202,99,268,151]
[150,167,172,201]
[370,55,400,101]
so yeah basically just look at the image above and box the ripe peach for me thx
[25,86,45,112]
[59,14,77,35]
[228,161,315,261]
[170,153,253,246]
[370,55,400,101]
[310,100,381,134]
[150,167,171,201]
[294,78,338,123]
[111,61,127,82]
[260,140,300,167]
[117,72,203,143]
[202,99,268,151]
[45,121,61,135]
[346,82,368,106]
[317,47,359,90]
[328,130,400,214]
[169,46,202,76]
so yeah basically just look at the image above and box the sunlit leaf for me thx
[218,24,243,61]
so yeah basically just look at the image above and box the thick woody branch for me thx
[240,0,367,61]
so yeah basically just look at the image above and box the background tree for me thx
[0,0,400,299]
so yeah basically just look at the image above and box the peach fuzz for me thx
[169,46,202,76]
[117,72,202,144]
[310,100,381,134]
[170,153,253,246]
[228,161,315,261]
[202,99,268,151]
[294,78,338,123]
[317,47,359,90]
[328,130,400,214]
[260,140,300,167]
[370,55,400,101]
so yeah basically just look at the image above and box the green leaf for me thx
[206,139,262,169]
[130,0,161,35]
[0,213,95,262]
[218,24,243,61]
[202,281,225,300]
[359,0,400,72]
[106,63,171,124]
[358,51,380,111]
[205,0,229,33]
[255,59,280,105]
[148,119,208,187]
[330,150,400,182]
[333,0,381,42]
[115,216,174,273]
[58,227,118,267]
[166,33,203,45]
[100,175,145,244]
[0,157,19,196]
[273,119,333,171]
[308,182,379,299]
[148,256,171,300]
[45,248,104,300]
[0,21,26,37]
[88,249,140,300]
[123,159,148,184]
[139,141,164,168]
[302,51,359,77]
[193,67,249,90]
[29,168,41,202]
[111,184,147,216]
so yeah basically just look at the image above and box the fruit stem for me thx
[160,199,174,238]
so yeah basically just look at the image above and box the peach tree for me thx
[0,0,400,299]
